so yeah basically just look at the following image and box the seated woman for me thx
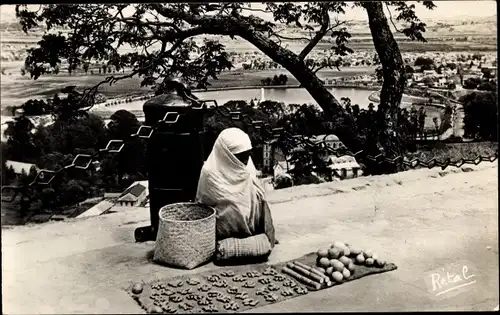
[196,127,276,263]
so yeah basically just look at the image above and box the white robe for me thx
[195,128,266,239]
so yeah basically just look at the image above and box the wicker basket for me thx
[153,202,216,270]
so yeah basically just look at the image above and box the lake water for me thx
[99,87,377,114]
[197,87,377,108]
[96,87,441,126]
[1,86,444,142]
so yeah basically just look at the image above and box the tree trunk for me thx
[202,14,407,173]
[362,3,407,173]
[235,26,367,158]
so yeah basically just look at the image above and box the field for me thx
[1,16,497,108]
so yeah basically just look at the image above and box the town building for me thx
[423,69,438,77]
[262,139,286,174]
[325,155,363,179]
[309,134,345,151]
[116,181,149,207]
[264,133,361,181]
[103,192,122,199]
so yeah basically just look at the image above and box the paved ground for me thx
[2,163,498,313]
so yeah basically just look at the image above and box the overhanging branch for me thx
[269,33,311,42]
[298,8,330,60]
[385,3,403,33]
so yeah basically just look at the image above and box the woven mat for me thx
[127,252,397,313]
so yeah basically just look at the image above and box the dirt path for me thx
[2,163,498,313]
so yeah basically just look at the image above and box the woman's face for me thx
[234,150,251,165]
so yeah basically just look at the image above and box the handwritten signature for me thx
[428,265,476,296]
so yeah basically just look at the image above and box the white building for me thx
[423,70,437,77]
[412,73,424,82]
[262,139,286,174]
[116,181,149,207]
[309,134,345,151]
[325,155,363,179]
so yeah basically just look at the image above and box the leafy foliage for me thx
[3,116,38,162]
[477,80,497,92]
[2,93,149,209]
[11,1,438,188]
[383,1,436,42]
[261,74,288,86]
[414,57,434,67]
[460,92,498,141]
[463,77,482,90]
[16,2,434,101]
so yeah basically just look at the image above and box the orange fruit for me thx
[336,247,345,257]
[375,259,386,268]
[318,257,330,269]
[364,250,374,259]
[348,246,362,256]
[342,268,351,279]
[355,253,365,264]
[339,256,351,266]
[331,271,343,282]
[342,246,351,257]
[132,283,143,294]
[333,241,346,248]
[347,262,356,273]
[317,249,329,258]
[325,266,334,277]
[330,259,344,272]
[328,248,340,259]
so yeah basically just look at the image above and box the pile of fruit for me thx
[315,241,387,283]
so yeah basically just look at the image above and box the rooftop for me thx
[118,181,148,200]
[309,134,341,143]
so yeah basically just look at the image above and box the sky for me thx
[250,1,497,20]
[0,1,496,23]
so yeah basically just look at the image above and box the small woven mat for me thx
[127,252,397,313]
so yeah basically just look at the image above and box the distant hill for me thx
[0,14,496,34]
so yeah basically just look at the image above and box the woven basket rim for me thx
[159,202,216,223]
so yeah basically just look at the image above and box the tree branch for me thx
[385,3,403,33]
[240,7,269,13]
[116,17,182,33]
[269,33,311,42]
[298,8,330,60]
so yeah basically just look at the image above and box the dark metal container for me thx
[136,87,206,241]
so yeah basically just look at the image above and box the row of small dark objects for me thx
[104,94,155,107]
